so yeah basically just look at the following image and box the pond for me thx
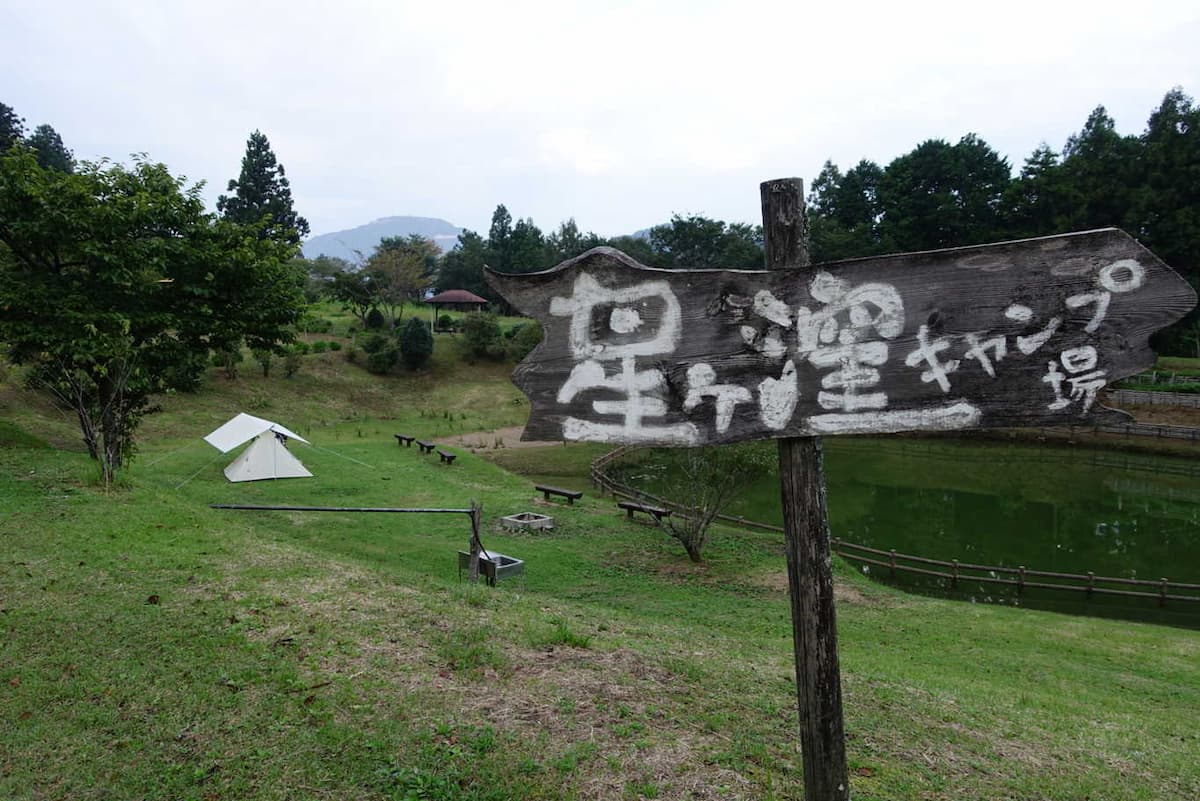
[620,437,1200,627]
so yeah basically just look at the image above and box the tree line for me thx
[407,87,1198,350]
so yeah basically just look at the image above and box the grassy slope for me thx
[1,346,1198,801]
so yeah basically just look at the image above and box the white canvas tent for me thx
[203,413,312,483]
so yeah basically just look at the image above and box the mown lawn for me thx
[1,359,1198,800]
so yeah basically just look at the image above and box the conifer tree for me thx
[217,130,310,246]
[0,102,25,151]
[27,124,73,172]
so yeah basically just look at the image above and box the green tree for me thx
[1131,88,1200,354]
[329,269,376,327]
[1057,106,1142,231]
[0,102,26,151]
[437,229,492,299]
[485,204,514,272]
[366,242,431,326]
[460,312,504,359]
[379,234,440,280]
[546,218,603,264]
[399,316,434,369]
[648,214,763,268]
[297,254,351,301]
[602,234,656,265]
[509,217,548,272]
[878,135,1011,251]
[1002,144,1070,238]
[0,151,303,484]
[217,130,310,246]
[27,124,73,173]
[646,445,773,562]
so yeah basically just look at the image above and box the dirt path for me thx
[447,425,562,450]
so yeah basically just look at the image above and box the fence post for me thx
[951,559,959,589]
[1160,578,1169,607]
[889,549,897,578]
[1018,566,1026,596]
[1086,572,1095,600]
[467,500,482,584]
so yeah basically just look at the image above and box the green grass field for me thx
[1,343,1198,800]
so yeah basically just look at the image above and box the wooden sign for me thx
[487,229,1196,446]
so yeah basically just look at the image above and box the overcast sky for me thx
[4,1,1198,240]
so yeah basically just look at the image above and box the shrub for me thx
[345,346,359,363]
[251,348,273,377]
[283,348,303,378]
[400,318,434,370]
[437,314,455,332]
[508,321,543,361]
[361,333,391,355]
[461,312,504,359]
[366,346,398,374]
[329,341,342,351]
[298,313,332,334]
[365,308,386,330]
[291,341,311,355]
[311,340,329,354]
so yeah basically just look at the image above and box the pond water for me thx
[624,437,1200,627]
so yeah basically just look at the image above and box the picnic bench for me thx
[535,484,583,505]
[437,449,457,465]
[617,500,672,524]
[416,440,436,454]
[394,434,415,447]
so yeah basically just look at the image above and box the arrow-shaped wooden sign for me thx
[487,229,1196,446]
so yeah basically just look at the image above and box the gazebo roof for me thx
[427,289,489,305]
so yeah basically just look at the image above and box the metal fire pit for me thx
[501,511,554,531]
[457,550,525,586]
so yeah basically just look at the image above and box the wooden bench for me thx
[535,484,583,505]
[617,500,672,524]
[437,449,457,465]
[416,440,436,454]
[394,434,415,447]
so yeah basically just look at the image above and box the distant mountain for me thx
[302,216,463,262]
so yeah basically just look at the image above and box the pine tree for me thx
[27,124,73,172]
[0,102,25,151]
[217,130,310,246]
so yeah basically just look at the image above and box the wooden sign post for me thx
[486,179,1196,799]
[763,178,848,798]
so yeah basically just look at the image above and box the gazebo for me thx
[426,289,489,331]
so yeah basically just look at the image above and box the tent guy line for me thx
[174,451,224,490]
[307,443,376,470]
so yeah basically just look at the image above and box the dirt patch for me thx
[449,425,561,450]
[753,570,882,606]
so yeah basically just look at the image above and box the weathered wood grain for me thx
[487,229,1195,445]
[763,178,850,801]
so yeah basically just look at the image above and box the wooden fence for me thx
[589,448,1200,607]
[831,538,1200,606]
[1108,388,1200,409]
